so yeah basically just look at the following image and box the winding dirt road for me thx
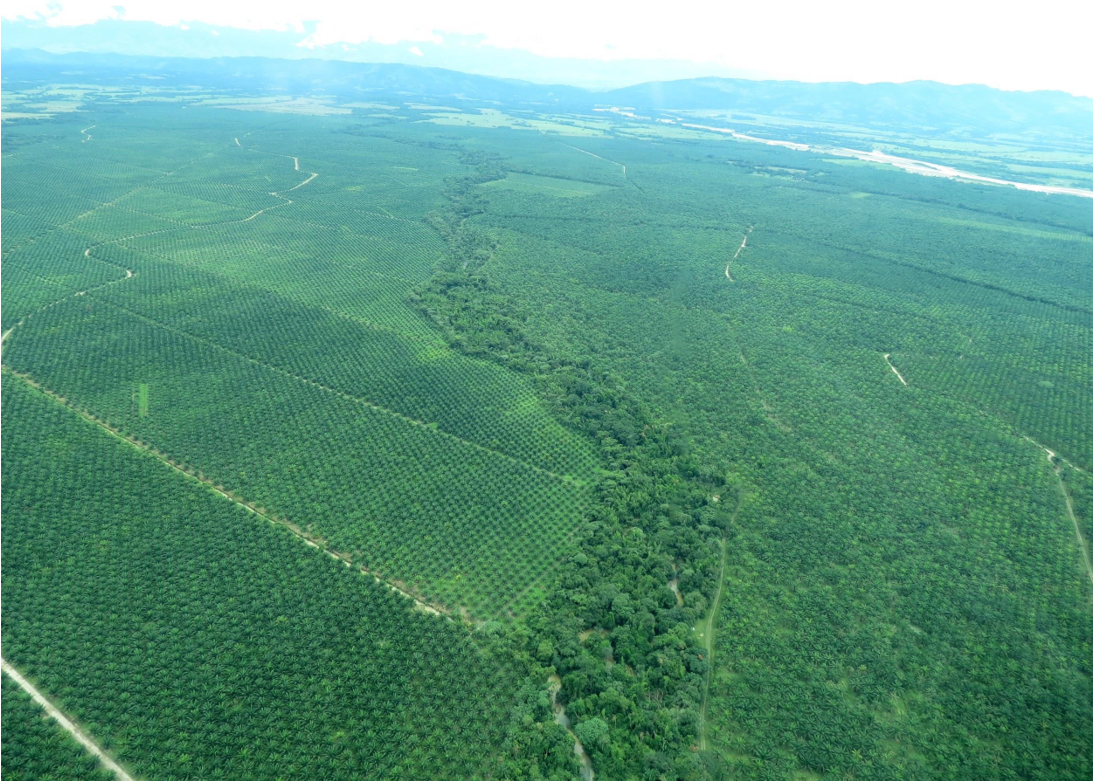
[1055,464,1093,588]
[0,138,241,347]
[1,658,135,781]
[725,227,753,281]
[287,172,318,191]
[4,140,453,624]
[80,125,96,143]
[239,159,319,221]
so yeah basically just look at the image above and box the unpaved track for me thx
[1057,469,1093,588]
[1023,435,1086,474]
[1,659,136,781]
[3,144,518,620]
[80,125,97,143]
[1026,439,1093,587]
[4,254,134,340]
[0,140,234,345]
[239,160,318,220]
[883,353,908,386]
[4,135,289,347]
[3,142,459,619]
[725,227,753,281]
[561,143,626,178]
[698,490,747,751]
[3,368,453,619]
[240,195,292,222]
[287,172,318,191]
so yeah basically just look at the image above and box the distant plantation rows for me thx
[94,254,596,478]
[5,300,588,616]
[2,111,594,619]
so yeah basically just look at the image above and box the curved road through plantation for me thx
[725,227,753,281]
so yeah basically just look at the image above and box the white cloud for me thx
[3,0,1092,96]
[407,45,424,57]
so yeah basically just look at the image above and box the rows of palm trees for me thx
[2,377,518,780]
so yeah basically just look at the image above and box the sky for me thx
[4,0,1092,97]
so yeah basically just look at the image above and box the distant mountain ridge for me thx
[2,48,586,103]
[607,77,1093,137]
[4,48,1092,139]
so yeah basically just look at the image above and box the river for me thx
[676,122,1093,199]
[548,675,595,781]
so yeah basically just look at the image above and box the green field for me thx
[3,77,1091,781]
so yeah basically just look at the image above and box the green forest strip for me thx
[412,150,737,779]
[1,366,455,619]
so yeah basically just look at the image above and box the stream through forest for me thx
[548,675,594,781]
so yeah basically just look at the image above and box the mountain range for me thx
[4,47,1093,140]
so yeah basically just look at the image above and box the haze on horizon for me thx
[3,0,1092,97]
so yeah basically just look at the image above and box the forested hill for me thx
[5,48,1092,138]
[0,49,586,104]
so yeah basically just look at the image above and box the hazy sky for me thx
[5,0,1092,97]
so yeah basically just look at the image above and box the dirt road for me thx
[697,489,747,750]
[725,227,753,281]
[1,658,135,781]
[287,172,318,191]
[562,143,626,178]
[4,368,454,618]
[883,353,908,386]
[1027,440,1093,587]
